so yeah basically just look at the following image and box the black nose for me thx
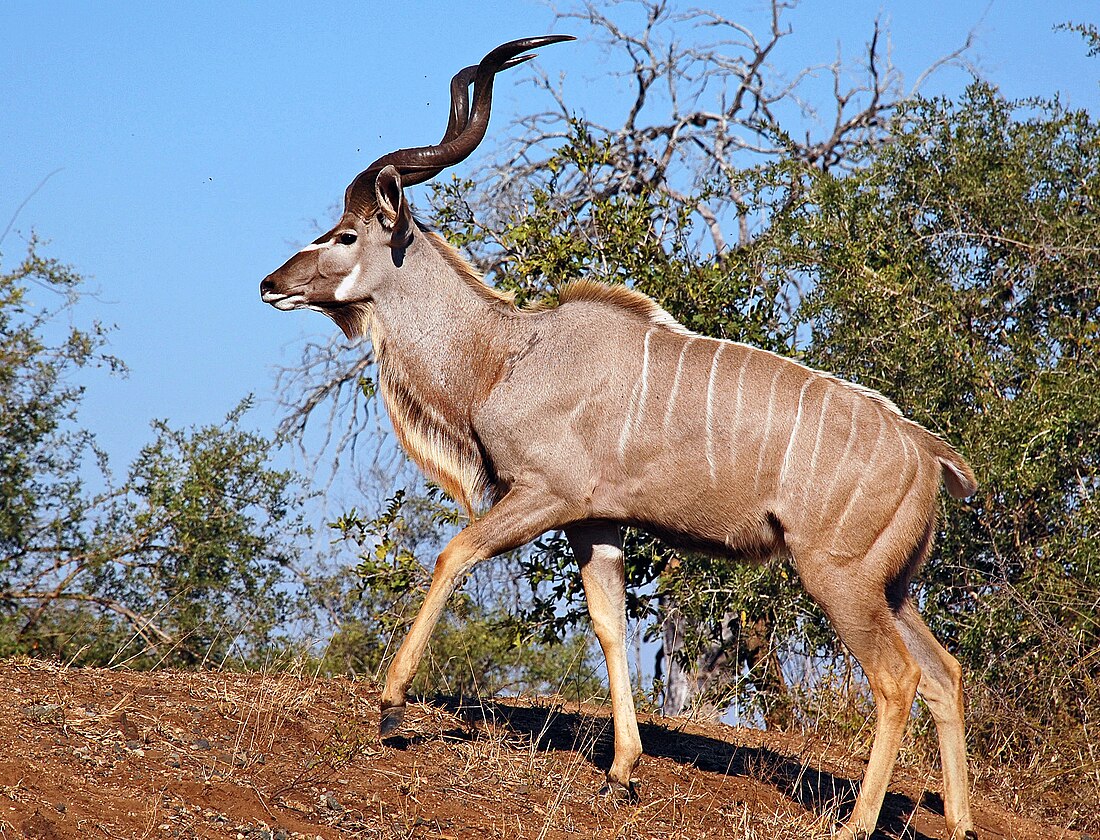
[260,276,275,295]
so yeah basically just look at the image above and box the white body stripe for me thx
[705,342,723,481]
[729,347,750,439]
[638,329,654,423]
[617,377,641,463]
[820,399,860,520]
[618,330,657,461]
[754,367,784,493]
[663,336,695,432]
[831,410,887,547]
[778,378,812,489]
[896,424,915,497]
[799,387,833,519]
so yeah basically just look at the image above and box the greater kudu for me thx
[261,36,979,840]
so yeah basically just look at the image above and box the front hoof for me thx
[379,704,406,737]
[963,832,979,840]
[595,777,638,804]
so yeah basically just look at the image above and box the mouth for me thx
[261,289,348,313]
[261,290,307,311]
[261,289,359,317]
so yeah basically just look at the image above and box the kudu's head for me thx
[260,36,573,338]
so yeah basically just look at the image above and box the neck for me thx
[368,233,516,516]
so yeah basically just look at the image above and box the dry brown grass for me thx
[0,658,1079,840]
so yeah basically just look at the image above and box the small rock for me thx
[24,703,62,722]
[167,753,182,768]
[117,710,139,740]
[192,738,212,751]
[54,803,66,814]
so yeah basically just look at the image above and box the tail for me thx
[925,434,978,499]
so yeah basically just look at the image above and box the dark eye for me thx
[337,232,357,245]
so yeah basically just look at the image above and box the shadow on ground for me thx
[391,696,943,840]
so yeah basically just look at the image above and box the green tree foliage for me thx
[784,84,1100,800]
[83,403,308,666]
[1057,21,1100,56]
[0,236,118,567]
[0,241,309,667]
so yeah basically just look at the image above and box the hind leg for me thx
[832,605,921,839]
[797,557,922,840]
[895,600,977,840]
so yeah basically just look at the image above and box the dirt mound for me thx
[0,660,1073,839]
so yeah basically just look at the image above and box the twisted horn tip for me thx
[482,34,576,66]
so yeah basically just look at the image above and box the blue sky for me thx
[2,0,1097,482]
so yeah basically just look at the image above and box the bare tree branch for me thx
[6,590,174,646]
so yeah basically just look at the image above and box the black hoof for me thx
[596,778,638,804]
[964,833,979,840]
[379,704,405,737]
[853,832,867,840]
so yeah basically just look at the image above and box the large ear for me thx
[374,164,414,251]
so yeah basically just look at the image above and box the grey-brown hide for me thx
[261,37,979,840]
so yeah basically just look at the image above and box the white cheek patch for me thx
[333,263,362,301]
